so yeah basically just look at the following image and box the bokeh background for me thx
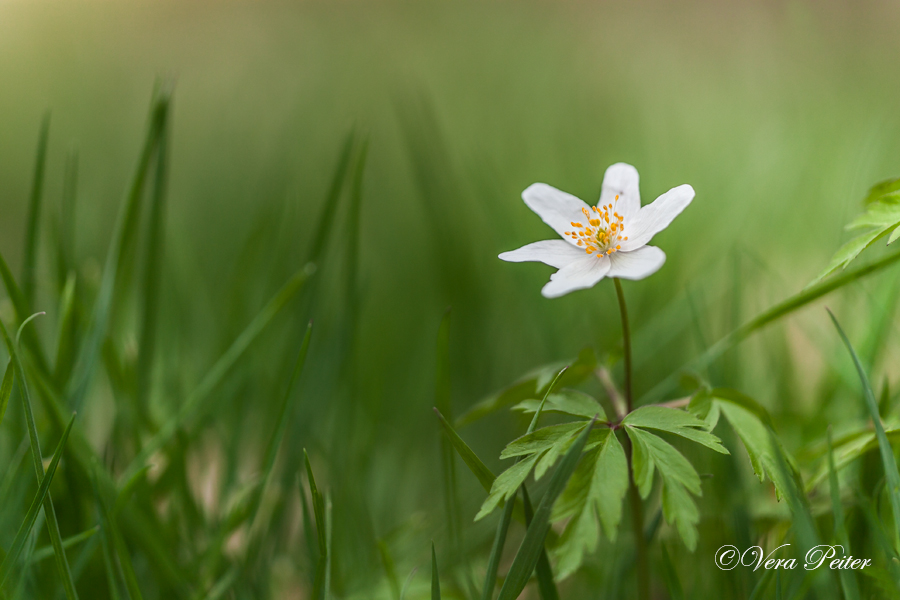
[1,0,900,597]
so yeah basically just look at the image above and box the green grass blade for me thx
[53,274,77,386]
[135,96,171,424]
[520,488,559,600]
[0,412,75,589]
[56,148,78,290]
[829,309,900,554]
[94,468,144,600]
[0,318,79,599]
[827,427,861,600]
[307,128,357,264]
[120,266,313,484]
[660,544,685,600]
[21,112,50,307]
[0,362,13,429]
[642,249,900,405]
[306,450,328,600]
[30,528,100,565]
[399,567,418,600]
[377,540,401,600]
[433,408,495,493]
[431,543,440,600]
[434,309,460,551]
[496,417,597,600]
[247,322,312,533]
[67,89,170,413]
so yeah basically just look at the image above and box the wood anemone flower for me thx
[499,163,694,298]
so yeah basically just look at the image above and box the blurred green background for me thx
[1,0,900,597]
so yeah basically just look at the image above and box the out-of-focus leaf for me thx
[623,405,729,454]
[863,177,900,205]
[551,430,627,578]
[22,112,51,307]
[456,347,596,427]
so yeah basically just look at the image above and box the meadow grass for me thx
[1,1,900,598]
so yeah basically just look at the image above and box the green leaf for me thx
[513,389,606,420]
[623,405,729,454]
[434,309,460,552]
[552,430,628,578]
[863,177,900,205]
[496,417,597,600]
[93,466,145,600]
[813,228,889,283]
[500,422,586,459]
[0,412,75,588]
[476,452,544,521]
[456,347,596,427]
[433,408,495,493]
[30,527,100,565]
[829,309,900,554]
[626,427,702,550]
[431,543,440,600]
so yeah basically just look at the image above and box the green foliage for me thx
[814,178,900,283]
[551,429,627,577]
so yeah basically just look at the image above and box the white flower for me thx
[499,163,694,298]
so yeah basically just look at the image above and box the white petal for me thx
[522,183,591,243]
[598,163,640,220]
[541,254,610,298]
[620,184,694,251]
[499,240,586,269]
[608,246,666,280]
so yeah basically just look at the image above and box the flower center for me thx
[563,195,629,256]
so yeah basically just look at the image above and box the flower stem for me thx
[613,277,649,600]
[613,278,633,412]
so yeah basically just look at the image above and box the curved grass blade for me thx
[22,112,50,307]
[0,412,75,589]
[56,148,79,290]
[521,488,559,600]
[307,128,358,264]
[399,566,418,600]
[53,274,77,386]
[0,251,51,380]
[829,309,900,554]
[827,428,860,600]
[642,249,900,405]
[497,416,597,600]
[0,318,79,599]
[93,467,144,600]
[120,265,313,484]
[431,543,440,600]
